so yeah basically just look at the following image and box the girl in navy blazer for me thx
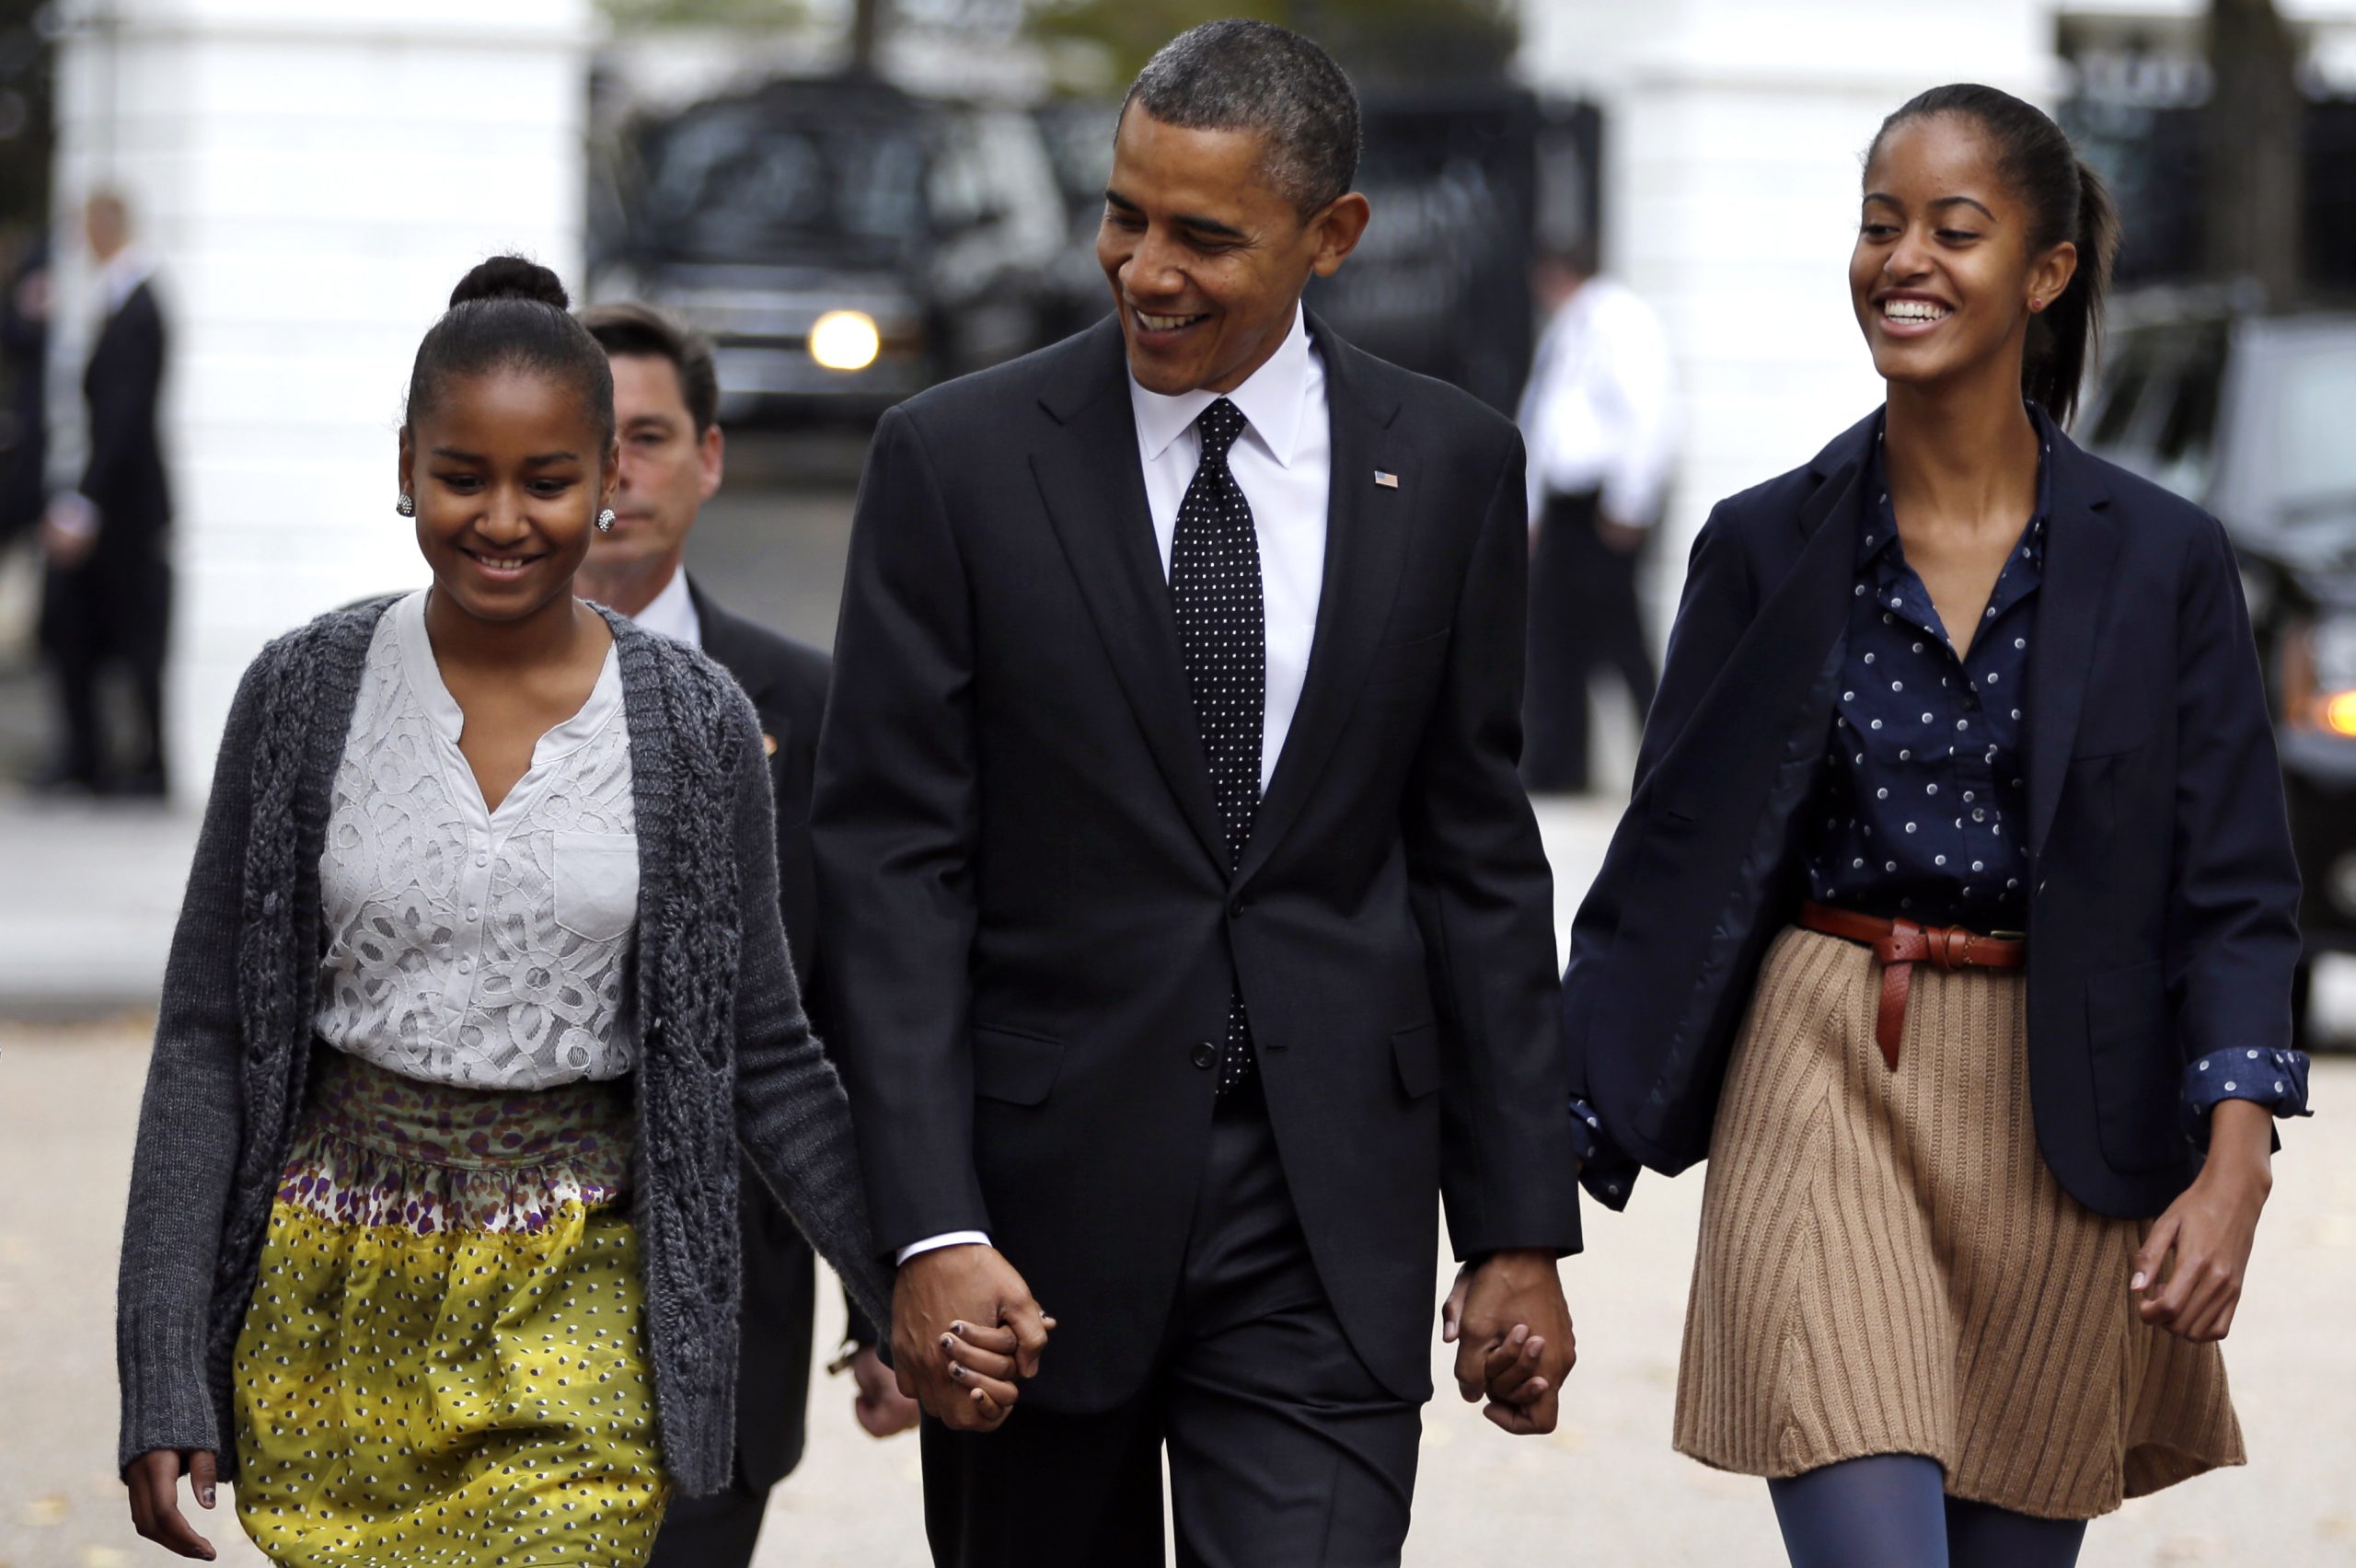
[1558,86,2308,1568]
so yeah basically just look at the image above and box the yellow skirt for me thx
[1675,928,2243,1520]
[232,1048,668,1566]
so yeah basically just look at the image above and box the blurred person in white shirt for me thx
[1515,244,1676,795]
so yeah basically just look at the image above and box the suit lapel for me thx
[684,577,791,755]
[1030,321,1229,871]
[1238,327,1404,884]
[2025,438,2120,860]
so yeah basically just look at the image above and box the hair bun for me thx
[447,255,571,311]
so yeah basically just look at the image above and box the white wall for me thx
[1518,0,2056,640]
[49,0,595,798]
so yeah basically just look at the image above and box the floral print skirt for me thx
[232,1045,667,1565]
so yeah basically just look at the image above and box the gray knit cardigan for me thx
[114,597,895,1497]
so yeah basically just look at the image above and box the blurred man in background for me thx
[0,234,46,553]
[1516,244,1676,795]
[40,191,170,796]
[572,300,919,1568]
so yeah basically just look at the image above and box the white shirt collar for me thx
[1127,303,1313,470]
[624,566,702,650]
[394,587,623,762]
[97,247,155,316]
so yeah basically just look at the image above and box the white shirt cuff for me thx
[895,1230,991,1267]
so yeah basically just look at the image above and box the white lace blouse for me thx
[313,590,640,1089]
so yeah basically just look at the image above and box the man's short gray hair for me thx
[1120,19,1362,216]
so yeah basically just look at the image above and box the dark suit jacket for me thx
[1563,412,2302,1219]
[43,278,170,661]
[813,313,1582,1412]
[690,579,837,1488]
[82,278,171,559]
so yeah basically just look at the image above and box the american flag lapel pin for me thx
[1373,469,1399,489]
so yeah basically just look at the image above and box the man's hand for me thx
[124,1449,219,1560]
[892,1244,1054,1432]
[2134,1099,2274,1343]
[1440,1249,1576,1435]
[848,1343,921,1437]
[1595,513,1648,556]
[41,493,98,569]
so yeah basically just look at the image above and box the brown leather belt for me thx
[1796,902,2026,1071]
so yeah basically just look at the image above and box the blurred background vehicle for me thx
[2079,288,2356,1051]
[587,74,1068,423]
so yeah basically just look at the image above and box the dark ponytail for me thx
[405,254,616,445]
[1869,85,2120,428]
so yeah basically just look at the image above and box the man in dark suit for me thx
[573,301,919,1568]
[814,21,1584,1565]
[40,192,170,794]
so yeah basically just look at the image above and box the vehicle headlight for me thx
[2282,615,2356,738]
[809,310,881,373]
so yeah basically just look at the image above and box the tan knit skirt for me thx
[1673,927,2245,1519]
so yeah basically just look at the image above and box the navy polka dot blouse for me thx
[1799,409,2047,929]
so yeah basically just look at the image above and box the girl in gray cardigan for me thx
[117,257,893,1564]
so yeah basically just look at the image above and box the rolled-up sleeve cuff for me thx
[2180,1047,2313,1144]
[1567,1095,1640,1212]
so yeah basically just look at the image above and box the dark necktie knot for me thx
[1197,398,1247,464]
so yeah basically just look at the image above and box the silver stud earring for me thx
[395,494,415,516]
[595,507,616,533]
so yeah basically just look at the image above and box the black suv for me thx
[2079,290,2356,1047]
[590,76,1067,423]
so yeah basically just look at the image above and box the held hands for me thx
[2132,1099,2274,1343]
[891,1243,1054,1432]
[124,1448,220,1561]
[848,1342,922,1437]
[1439,1248,1577,1435]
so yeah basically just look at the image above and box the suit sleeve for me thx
[80,294,164,521]
[1400,429,1584,1259]
[2164,514,2305,1135]
[727,689,895,1330]
[811,406,990,1257]
[1560,502,1755,1201]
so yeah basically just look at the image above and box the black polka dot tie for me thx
[1171,398,1263,1094]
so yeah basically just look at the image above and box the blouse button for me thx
[466,906,480,922]
[459,958,473,974]
[475,854,488,869]
[1972,809,1987,823]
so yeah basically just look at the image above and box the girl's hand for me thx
[2132,1099,2274,1343]
[938,1313,1057,1424]
[125,1448,219,1560]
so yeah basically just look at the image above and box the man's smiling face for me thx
[1096,106,1365,396]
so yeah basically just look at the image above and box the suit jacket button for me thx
[1191,1042,1218,1069]
[1228,897,1247,919]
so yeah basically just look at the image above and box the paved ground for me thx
[6,1017,2353,1568]
[6,438,2355,1564]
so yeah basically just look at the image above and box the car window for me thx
[2148,325,2226,499]
[634,104,928,258]
[2085,333,2157,453]
[2266,334,2356,523]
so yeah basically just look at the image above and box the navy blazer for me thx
[1563,411,2302,1220]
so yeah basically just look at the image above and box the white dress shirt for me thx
[1516,276,1678,529]
[621,565,702,650]
[897,303,1334,1268]
[1130,303,1329,791]
[315,590,639,1089]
